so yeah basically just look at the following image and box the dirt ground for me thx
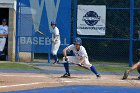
[0,72,140,92]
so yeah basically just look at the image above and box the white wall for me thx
[0,0,15,3]
[0,0,17,61]
[0,0,16,10]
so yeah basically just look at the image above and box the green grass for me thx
[0,62,132,72]
[71,66,131,72]
[0,63,41,70]
[71,61,131,72]
[90,60,129,66]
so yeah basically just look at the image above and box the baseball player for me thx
[61,37,101,78]
[123,49,140,80]
[0,19,8,57]
[51,21,60,64]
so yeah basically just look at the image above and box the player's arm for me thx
[63,48,70,61]
[63,48,68,58]
[63,44,74,61]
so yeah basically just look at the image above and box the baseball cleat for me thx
[53,60,59,64]
[61,73,70,78]
[53,61,57,64]
[122,71,129,80]
[96,74,101,79]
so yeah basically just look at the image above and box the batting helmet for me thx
[136,49,140,59]
[51,21,56,26]
[137,66,140,74]
[73,37,82,45]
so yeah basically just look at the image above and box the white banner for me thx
[77,5,106,35]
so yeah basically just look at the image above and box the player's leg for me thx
[83,58,101,78]
[61,56,79,77]
[90,65,101,77]
[138,76,140,79]
[129,62,140,72]
[52,41,60,64]
[61,62,70,77]
[137,65,140,79]
[123,62,140,79]
[61,57,73,77]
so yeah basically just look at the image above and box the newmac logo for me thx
[82,11,100,26]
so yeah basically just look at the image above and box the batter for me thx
[61,37,101,78]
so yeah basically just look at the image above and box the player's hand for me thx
[64,56,69,61]
[77,63,84,67]
[52,40,56,43]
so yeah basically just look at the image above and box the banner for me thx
[77,5,106,35]
[18,0,71,53]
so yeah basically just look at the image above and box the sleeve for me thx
[66,44,74,52]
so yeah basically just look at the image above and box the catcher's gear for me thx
[122,71,129,80]
[137,66,140,74]
[73,37,82,45]
[138,76,140,80]
[61,73,70,78]
[136,49,140,59]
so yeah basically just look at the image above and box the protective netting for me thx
[76,0,140,65]
[134,0,140,8]
[103,9,129,38]
[78,0,130,8]
[17,0,140,65]
[81,38,129,63]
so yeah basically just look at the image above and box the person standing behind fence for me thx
[50,21,60,64]
[0,19,8,57]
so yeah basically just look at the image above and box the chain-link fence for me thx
[16,0,140,66]
[77,0,140,66]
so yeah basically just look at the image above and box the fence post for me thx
[73,0,77,40]
[129,0,134,67]
[15,0,20,62]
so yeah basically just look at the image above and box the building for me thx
[0,0,16,62]
[0,0,72,62]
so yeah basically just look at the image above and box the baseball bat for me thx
[76,63,90,70]
[63,57,90,70]
[35,29,48,38]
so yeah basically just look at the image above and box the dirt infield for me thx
[0,72,140,92]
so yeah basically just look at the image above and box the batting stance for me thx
[0,19,8,57]
[61,37,101,78]
[51,21,60,64]
[123,49,140,80]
